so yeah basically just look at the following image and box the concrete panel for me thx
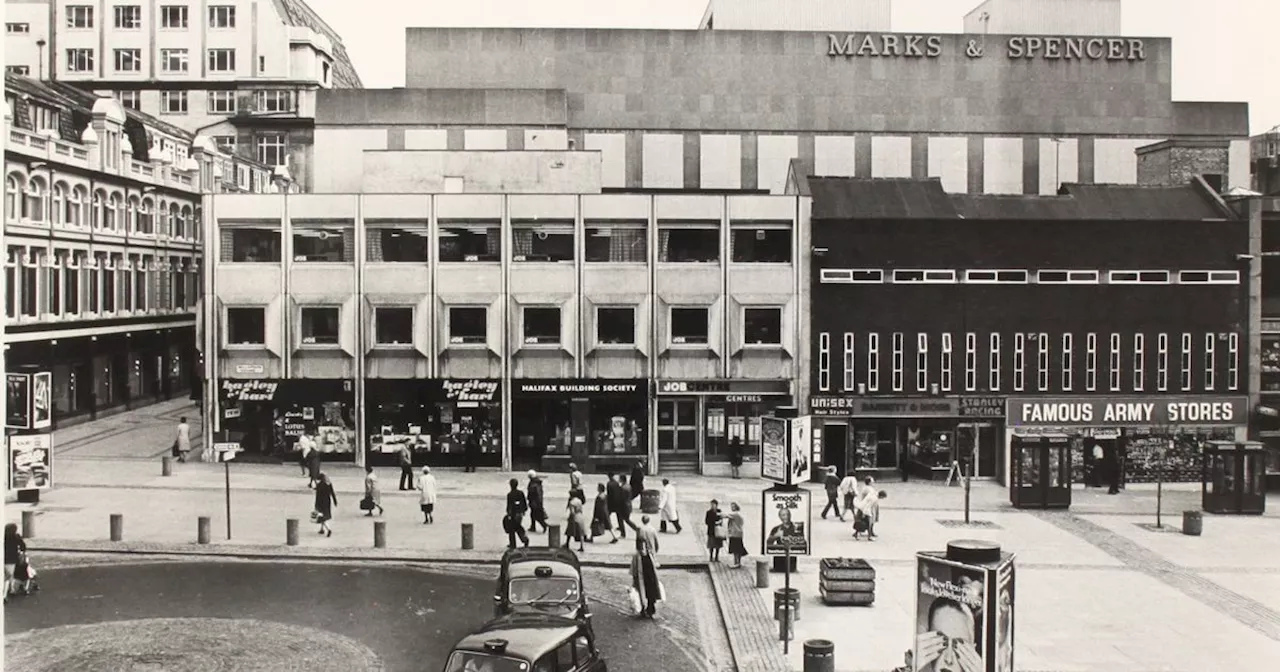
[525,129,568,150]
[642,133,685,189]
[312,128,387,194]
[814,135,856,177]
[584,133,626,188]
[983,137,1024,194]
[363,152,602,194]
[1078,137,1096,183]
[757,135,798,195]
[968,136,985,193]
[854,135,872,177]
[387,128,405,151]
[741,134,759,191]
[871,136,911,178]
[625,131,642,188]
[910,135,928,178]
[1022,137,1039,195]
[464,129,508,150]
[447,129,465,150]
[507,129,526,151]
[405,129,447,150]
[684,134,702,190]
[1095,138,1148,184]
[701,134,742,190]
[317,88,567,127]
[928,137,968,193]
[1039,138,1079,194]
[1228,139,1251,191]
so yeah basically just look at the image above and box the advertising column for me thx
[6,369,53,504]
[915,540,1016,672]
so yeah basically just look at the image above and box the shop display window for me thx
[703,399,785,461]
[369,398,502,466]
[1262,335,1280,392]
[449,307,487,344]
[513,397,646,468]
[590,398,645,455]
[226,307,265,345]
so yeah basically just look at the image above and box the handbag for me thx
[714,521,728,539]
[171,439,181,458]
[359,496,374,511]
[627,587,642,615]
[309,510,321,523]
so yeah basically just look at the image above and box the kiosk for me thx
[1009,434,1072,509]
[1202,441,1267,515]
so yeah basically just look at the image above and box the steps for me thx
[658,455,699,475]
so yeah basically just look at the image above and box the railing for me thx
[7,125,203,193]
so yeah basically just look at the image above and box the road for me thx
[4,558,728,672]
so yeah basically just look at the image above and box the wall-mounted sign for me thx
[827,33,943,58]
[513,379,646,396]
[657,379,790,396]
[222,380,280,402]
[234,363,265,375]
[442,379,500,403]
[9,434,52,491]
[826,33,1147,62]
[959,396,1005,419]
[810,396,959,418]
[1006,396,1249,427]
[1006,36,1145,61]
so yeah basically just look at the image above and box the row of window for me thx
[67,48,268,77]
[222,224,794,264]
[113,90,295,116]
[819,268,1242,285]
[4,176,198,238]
[816,331,1240,394]
[225,304,787,349]
[64,5,236,31]
[4,247,196,320]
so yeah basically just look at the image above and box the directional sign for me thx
[214,442,242,462]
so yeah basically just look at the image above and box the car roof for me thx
[508,560,580,581]
[501,547,581,570]
[453,613,582,660]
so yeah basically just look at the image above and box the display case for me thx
[1202,441,1267,515]
[1010,434,1072,509]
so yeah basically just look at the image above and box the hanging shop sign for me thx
[1007,396,1249,427]
[810,396,959,418]
[513,379,646,396]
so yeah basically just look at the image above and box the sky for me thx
[307,0,1276,135]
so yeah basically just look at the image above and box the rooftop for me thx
[272,0,363,88]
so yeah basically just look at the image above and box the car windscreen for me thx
[508,577,580,604]
[444,651,531,672]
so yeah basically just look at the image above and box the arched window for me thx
[126,195,140,233]
[169,203,182,238]
[139,197,155,234]
[25,175,48,223]
[70,185,88,226]
[188,206,199,241]
[52,182,68,226]
[5,173,24,221]
[105,192,121,230]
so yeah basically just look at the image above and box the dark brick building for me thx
[802,177,1250,485]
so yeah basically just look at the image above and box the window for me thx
[160,90,188,114]
[448,307,486,344]
[1013,334,1025,391]
[222,227,280,262]
[160,5,188,28]
[208,5,236,28]
[818,333,832,392]
[259,55,266,72]
[63,257,79,315]
[6,23,30,33]
[226,307,265,345]
[256,133,286,166]
[916,333,929,392]
[24,177,47,222]
[1061,333,1074,391]
[134,259,147,311]
[66,49,94,73]
[6,66,30,76]
[743,307,781,346]
[213,136,236,153]
[292,221,353,262]
[1109,333,1122,391]
[438,222,500,262]
[867,333,880,392]
[731,225,791,263]
[300,307,339,345]
[1037,333,1049,391]
[891,332,905,392]
[160,49,188,74]
[842,332,855,391]
[670,307,709,345]
[658,225,718,263]
[892,269,957,283]
[523,307,561,345]
[596,307,635,345]
[255,90,293,113]
[116,90,141,110]
[965,270,1029,284]
[367,224,429,262]
[1204,333,1216,391]
[820,269,882,283]
[1180,333,1193,391]
[207,49,236,73]
[207,90,236,113]
[1128,333,1144,391]
[66,6,94,28]
[113,49,142,73]
[1157,333,1169,391]
[585,223,646,263]
[964,333,977,392]
[1085,333,1098,391]
[940,333,953,392]
[1178,270,1240,284]
[1228,333,1239,390]
[114,5,142,28]
[1108,270,1171,284]
[989,334,1001,391]
[374,307,413,346]
[512,222,574,262]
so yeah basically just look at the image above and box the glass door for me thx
[958,423,999,478]
[657,399,698,454]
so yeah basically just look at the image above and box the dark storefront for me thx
[217,378,356,462]
[810,395,967,479]
[365,378,502,468]
[654,379,792,474]
[511,379,648,474]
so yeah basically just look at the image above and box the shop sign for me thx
[1007,396,1249,427]
[657,379,790,396]
[827,33,1146,62]
[959,396,1005,419]
[234,363,265,375]
[222,379,280,402]
[442,379,500,402]
[515,379,646,396]
[810,396,958,418]
[761,488,811,557]
[8,434,52,491]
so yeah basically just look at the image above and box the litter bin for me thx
[803,639,835,672]
[640,489,661,515]
[773,587,801,622]
[1182,510,1203,536]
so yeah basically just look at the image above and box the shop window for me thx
[892,269,956,284]
[522,307,561,345]
[222,227,280,262]
[867,333,879,392]
[916,333,929,392]
[1085,333,1098,391]
[820,269,882,284]
[1180,333,1193,391]
[292,221,353,262]
[438,223,500,262]
[842,333,855,390]
[1133,333,1146,391]
[670,307,709,345]
[585,224,647,263]
[1037,270,1099,284]
[940,333,952,392]
[891,332,905,392]
[964,333,977,392]
[448,307,486,344]
[658,225,719,263]
[596,306,635,345]
[989,334,1001,391]
[965,270,1028,284]
[1036,333,1049,391]
[1204,333,1216,390]
[1061,333,1074,391]
[1228,333,1239,390]
[372,307,413,346]
[1157,333,1169,391]
[367,224,429,262]
[300,307,339,345]
[1013,334,1025,391]
[512,222,574,262]
[1109,333,1122,392]
[227,307,265,345]
[817,333,830,392]
[731,226,791,263]
[743,307,782,345]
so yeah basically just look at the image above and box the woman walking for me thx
[704,499,724,562]
[305,435,322,489]
[363,466,384,517]
[592,483,618,544]
[725,502,748,568]
[4,523,29,603]
[564,496,587,552]
[314,473,337,537]
[417,466,438,524]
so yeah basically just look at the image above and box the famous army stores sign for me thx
[827,33,1146,61]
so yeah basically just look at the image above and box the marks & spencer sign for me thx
[827,33,1146,61]
[1007,396,1248,427]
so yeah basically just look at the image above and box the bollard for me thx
[286,518,299,546]
[1182,510,1203,536]
[774,587,801,622]
[21,510,35,539]
[547,524,561,549]
[755,558,770,589]
[803,639,835,672]
[374,520,387,549]
[461,523,474,550]
[162,456,173,477]
[109,513,124,541]
[197,516,211,544]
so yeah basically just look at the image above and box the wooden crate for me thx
[819,557,876,582]
[820,586,875,606]
[819,577,876,593]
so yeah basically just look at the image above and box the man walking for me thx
[629,460,646,502]
[504,478,530,548]
[821,466,844,521]
[838,469,859,519]
[526,470,548,533]
[608,473,636,538]
[658,478,683,533]
[397,443,414,491]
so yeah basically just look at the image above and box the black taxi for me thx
[442,612,608,672]
[493,547,589,621]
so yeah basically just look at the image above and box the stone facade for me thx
[1137,139,1230,188]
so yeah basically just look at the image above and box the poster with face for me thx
[915,554,988,672]
[761,488,810,556]
[32,372,52,429]
[9,434,53,490]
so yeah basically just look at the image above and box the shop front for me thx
[216,379,356,463]
[808,395,968,480]
[654,379,792,476]
[1005,395,1249,487]
[511,379,648,474]
[365,378,502,469]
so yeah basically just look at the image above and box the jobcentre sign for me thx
[1006,396,1248,427]
[827,33,1146,61]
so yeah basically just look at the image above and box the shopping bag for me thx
[309,510,321,523]
[359,496,374,511]
[628,587,642,615]
[657,581,667,602]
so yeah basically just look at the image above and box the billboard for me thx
[32,371,52,429]
[914,551,1016,672]
[789,415,813,484]
[6,373,32,429]
[9,434,53,491]
[761,416,789,483]
[761,488,811,556]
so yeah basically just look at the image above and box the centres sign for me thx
[827,33,1146,61]
[1007,396,1248,427]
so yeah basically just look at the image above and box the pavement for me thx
[9,402,1280,672]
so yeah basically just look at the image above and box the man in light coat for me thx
[838,471,860,518]
[658,478,683,534]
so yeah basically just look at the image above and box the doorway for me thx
[958,423,999,478]
[821,422,848,473]
[656,399,698,456]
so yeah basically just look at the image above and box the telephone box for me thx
[1202,441,1267,515]
[1010,435,1072,509]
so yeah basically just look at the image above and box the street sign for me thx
[214,442,241,462]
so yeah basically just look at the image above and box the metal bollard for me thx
[286,518,299,546]
[374,520,386,549]
[21,510,35,539]
[109,513,123,541]
[461,523,474,550]
[197,516,211,544]
[803,639,835,672]
[162,456,173,477]
[755,558,770,589]
[547,524,561,549]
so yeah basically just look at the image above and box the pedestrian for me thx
[592,482,618,544]
[567,462,586,504]
[630,515,662,619]
[397,442,414,491]
[563,496,586,552]
[297,434,311,478]
[607,473,631,538]
[839,469,859,519]
[4,523,28,603]
[821,466,844,521]
[705,499,724,562]
[1106,444,1121,495]
[417,466,437,524]
[304,434,322,489]
[854,487,886,540]
[620,474,638,533]
[725,502,747,568]
[313,473,337,537]
[728,436,744,479]
[658,478,683,533]
[464,428,480,473]
[629,460,645,502]
[362,466,384,517]
[1089,441,1104,488]
[504,478,530,548]
[527,470,548,533]
[172,416,191,463]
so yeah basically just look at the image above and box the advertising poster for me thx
[32,371,52,429]
[761,488,810,556]
[788,415,812,484]
[6,373,31,429]
[914,554,990,672]
[994,562,1015,672]
[9,434,53,490]
[760,416,788,483]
